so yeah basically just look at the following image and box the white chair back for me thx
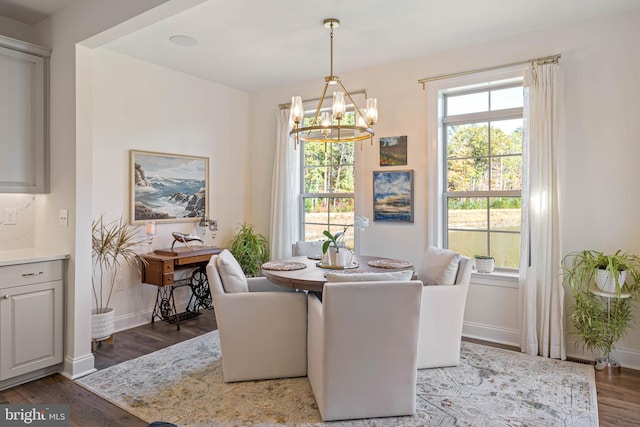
[307,280,422,421]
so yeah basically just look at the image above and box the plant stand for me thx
[591,286,631,375]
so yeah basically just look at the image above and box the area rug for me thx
[76,331,598,426]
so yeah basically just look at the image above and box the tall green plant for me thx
[562,250,640,361]
[92,216,144,313]
[230,223,269,277]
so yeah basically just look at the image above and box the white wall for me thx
[250,10,640,368]
[0,16,37,43]
[29,0,200,379]
[91,48,249,329]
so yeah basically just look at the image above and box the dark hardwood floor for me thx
[1,309,638,426]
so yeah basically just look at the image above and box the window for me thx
[435,76,524,270]
[300,110,356,249]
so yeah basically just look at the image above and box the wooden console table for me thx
[139,246,221,330]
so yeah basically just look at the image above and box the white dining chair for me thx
[291,240,324,257]
[416,247,472,369]
[206,250,307,382]
[307,280,422,421]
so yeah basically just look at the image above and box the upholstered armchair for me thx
[307,280,423,421]
[291,240,324,257]
[416,246,472,369]
[206,250,307,382]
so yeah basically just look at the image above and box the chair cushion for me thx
[216,249,249,293]
[326,270,414,282]
[418,246,461,286]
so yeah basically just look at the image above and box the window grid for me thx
[300,110,356,247]
[442,83,523,270]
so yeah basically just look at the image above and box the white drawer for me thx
[0,261,63,289]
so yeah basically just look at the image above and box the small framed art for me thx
[379,135,407,166]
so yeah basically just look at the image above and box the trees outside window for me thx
[301,111,356,249]
[443,83,523,269]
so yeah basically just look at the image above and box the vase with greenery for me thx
[92,216,144,340]
[562,249,640,368]
[230,223,269,277]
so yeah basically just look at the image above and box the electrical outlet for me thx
[4,208,17,225]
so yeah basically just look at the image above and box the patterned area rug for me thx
[76,331,598,426]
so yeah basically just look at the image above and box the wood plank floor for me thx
[1,308,638,426]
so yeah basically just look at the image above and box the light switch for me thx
[4,208,17,225]
[59,209,68,226]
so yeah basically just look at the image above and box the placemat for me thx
[367,259,413,269]
[261,261,307,271]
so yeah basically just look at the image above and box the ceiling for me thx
[4,0,640,91]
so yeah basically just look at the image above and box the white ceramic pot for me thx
[595,269,626,294]
[475,257,495,273]
[92,307,115,341]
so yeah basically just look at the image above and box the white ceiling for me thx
[4,0,640,91]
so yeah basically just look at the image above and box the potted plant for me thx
[230,223,269,277]
[92,216,144,341]
[474,255,495,273]
[562,250,640,369]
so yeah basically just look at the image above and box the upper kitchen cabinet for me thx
[0,35,50,193]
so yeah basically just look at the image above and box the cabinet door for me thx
[0,45,47,193]
[0,280,63,380]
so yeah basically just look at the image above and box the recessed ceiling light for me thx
[169,35,197,47]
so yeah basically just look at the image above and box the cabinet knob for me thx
[3,295,9,300]
[21,271,44,277]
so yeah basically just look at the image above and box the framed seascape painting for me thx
[373,170,414,222]
[379,135,407,166]
[130,150,209,224]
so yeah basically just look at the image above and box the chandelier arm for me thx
[338,81,367,124]
[312,82,330,128]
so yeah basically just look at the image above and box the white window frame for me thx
[426,66,525,282]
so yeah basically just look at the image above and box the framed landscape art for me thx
[379,135,407,166]
[130,150,209,224]
[373,170,414,222]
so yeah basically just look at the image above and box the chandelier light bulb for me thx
[365,98,378,125]
[290,96,304,124]
[332,91,346,120]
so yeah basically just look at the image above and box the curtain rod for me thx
[417,54,561,90]
[279,89,368,109]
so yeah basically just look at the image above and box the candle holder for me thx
[197,215,219,247]
[144,220,157,253]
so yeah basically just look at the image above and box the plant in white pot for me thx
[92,216,144,342]
[562,249,640,369]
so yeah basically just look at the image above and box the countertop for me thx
[0,248,70,267]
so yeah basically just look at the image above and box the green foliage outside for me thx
[447,123,522,193]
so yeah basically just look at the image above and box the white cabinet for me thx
[0,35,51,193]
[0,258,65,389]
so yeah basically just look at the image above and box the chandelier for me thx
[289,18,378,149]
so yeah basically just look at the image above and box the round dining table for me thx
[261,255,414,293]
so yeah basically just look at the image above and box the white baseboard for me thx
[61,353,96,380]
[462,320,520,347]
[566,336,640,371]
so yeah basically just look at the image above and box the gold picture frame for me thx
[130,150,209,224]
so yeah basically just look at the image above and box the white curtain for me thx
[519,61,566,359]
[269,109,300,260]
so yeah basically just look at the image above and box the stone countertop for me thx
[0,248,70,267]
